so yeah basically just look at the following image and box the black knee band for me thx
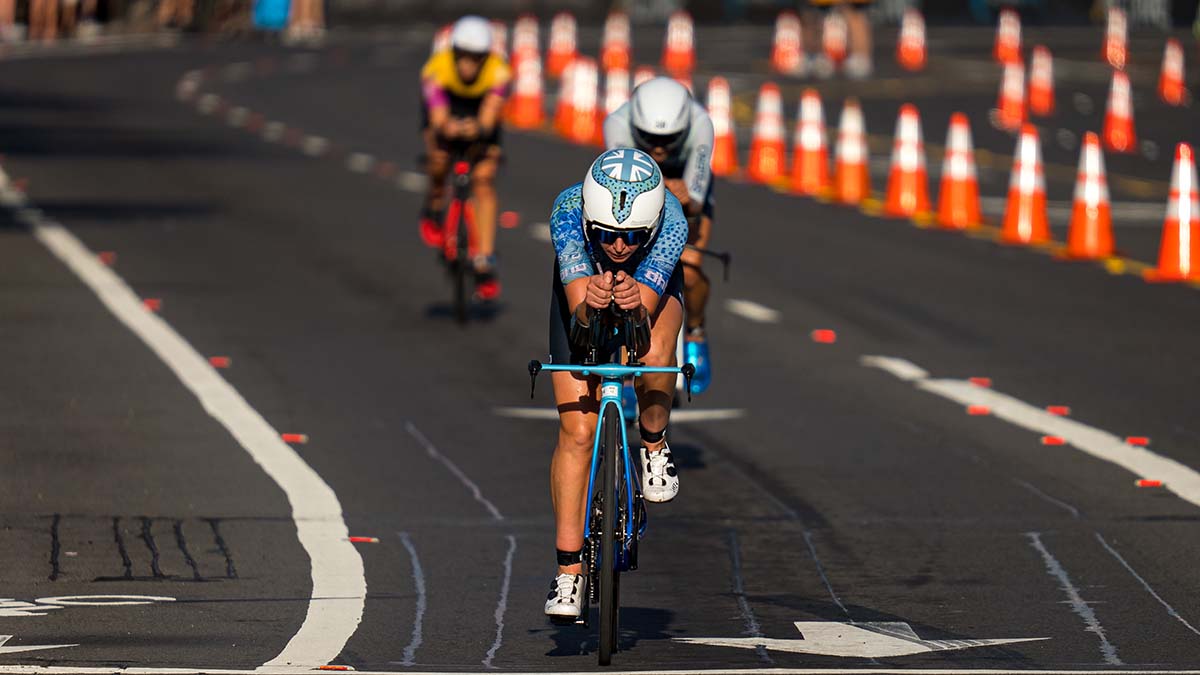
[556,548,582,566]
[639,423,666,444]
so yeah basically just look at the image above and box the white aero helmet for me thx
[450,15,493,54]
[582,148,665,239]
[629,76,692,152]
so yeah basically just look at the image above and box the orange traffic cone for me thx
[1159,38,1186,106]
[1145,143,1200,282]
[490,20,508,59]
[633,66,655,89]
[1029,46,1055,116]
[553,59,576,134]
[996,60,1025,131]
[511,15,539,67]
[772,10,805,76]
[897,8,926,72]
[601,11,631,72]
[832,97,870,205]
[994,8,1021,64]
[507,53,545,129]
[823,10,848,66]
[790,89,829,196]
[1063,131,1114,259]
[547,12,577,79]
[566,58,600,145]
[937,113,981,229]
[747,83,787,185]
[432,23,451,54]
[707,76,738,177]
[1102,69,1136,153]
[1104,6,1127,70]
[662,10,695,77]
[884,104,931,218]
[604,68,629,116]
[1000,124,1050,245]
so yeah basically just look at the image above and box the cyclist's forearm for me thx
[478,94,504,135]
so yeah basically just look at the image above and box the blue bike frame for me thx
[535,363,683,564]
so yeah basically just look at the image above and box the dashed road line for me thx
[346,152,376,174]
[863,355,1200,510]
[725,298,782,324]
[1026,532,1122,665]
[397,170,428,192]
[529,222,551,243]
[302,135,329,157]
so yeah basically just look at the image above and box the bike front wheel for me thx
[598,401,621,666]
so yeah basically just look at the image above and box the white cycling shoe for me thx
[544,573,585,621]
[641,444,679,503]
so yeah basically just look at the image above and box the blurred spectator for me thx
[804,0,872,80]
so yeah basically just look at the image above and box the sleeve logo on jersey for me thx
[643,269,665,288]
[600,149,657,182]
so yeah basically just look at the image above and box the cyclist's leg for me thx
[550,371,599,575]
[470,144,502,261]
[681,215,711,331]
[635,293,684,449]
[420,127,450,247]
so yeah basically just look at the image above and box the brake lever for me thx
[528,360,542,399]
[681,363,695,403]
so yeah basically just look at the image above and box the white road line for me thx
[346,153,375,174]
[858,355,928,382]
[1026,532,1122,665]
[397,532,426,668]
[2,662,1200,667]
[0,184,365,669]
[397,170,428,192]
[862,355,1200,511]
[493,407,746,423]
[404,421,504,521]
[727,530,771,665]
[226,107,249,128]
[481,535,517,669]
[529,222,552,243]
[1094,532,1200,638]
[262,121,285,143]
[725,299,782,324]
[196,93,220,115]
[301,135,329,157]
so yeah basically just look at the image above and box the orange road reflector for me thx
[1125,436,1150,446]
[348,536,379,544]
[97,251,117,266]
[500,211,520,229]
[208,356,232,369]
[281,433,309,444]
[1135,479,1163,488]
[969,377,992,388]
[1144,143,1200,282]
[1041,435,1066,446]
[810,329,837,343]
[967,405,991,416]
[1046,405,1070,416]
[142,298,162,312]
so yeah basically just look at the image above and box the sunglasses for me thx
[632,127,686,152]
[587,221,654,247]
[452,48,489,62]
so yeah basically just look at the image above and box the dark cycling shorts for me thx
[548,262,684,365]
[419,91,504,149]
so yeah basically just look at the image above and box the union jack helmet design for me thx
[582,147,665,232]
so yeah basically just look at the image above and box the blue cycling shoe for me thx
[621,381,639,421]
[684,327,711,395]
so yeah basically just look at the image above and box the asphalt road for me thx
[1,19,1200,674]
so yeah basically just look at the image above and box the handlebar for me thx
[528,359,696,402]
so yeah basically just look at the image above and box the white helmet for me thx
[582,148,665,237]
[630,77,692,151]
[450,15,493,54]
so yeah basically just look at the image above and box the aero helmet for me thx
[450,15,493,54]
[629,77,692,152]
[582,148,665,242]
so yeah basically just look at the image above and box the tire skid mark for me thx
[482,534,517,669]
[173,519,203,582]
[1095,532,1200,639]
[206,518,238,579]
[1012,478,1082,520]
[48,514,61,581]
[140,516,167,579]
[112,516,133,580]
[397,531,426,668]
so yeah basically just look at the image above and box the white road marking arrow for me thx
[676,622,1047,658]
[0,635,77,655]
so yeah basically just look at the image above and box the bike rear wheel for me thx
[598,403,621,666]
[447,197,469,325]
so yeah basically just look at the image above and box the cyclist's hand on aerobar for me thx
[458,118,481,140]
[611,271,641,311]
[585,272,615,310]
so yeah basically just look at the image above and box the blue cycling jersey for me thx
[550,183,688,297]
